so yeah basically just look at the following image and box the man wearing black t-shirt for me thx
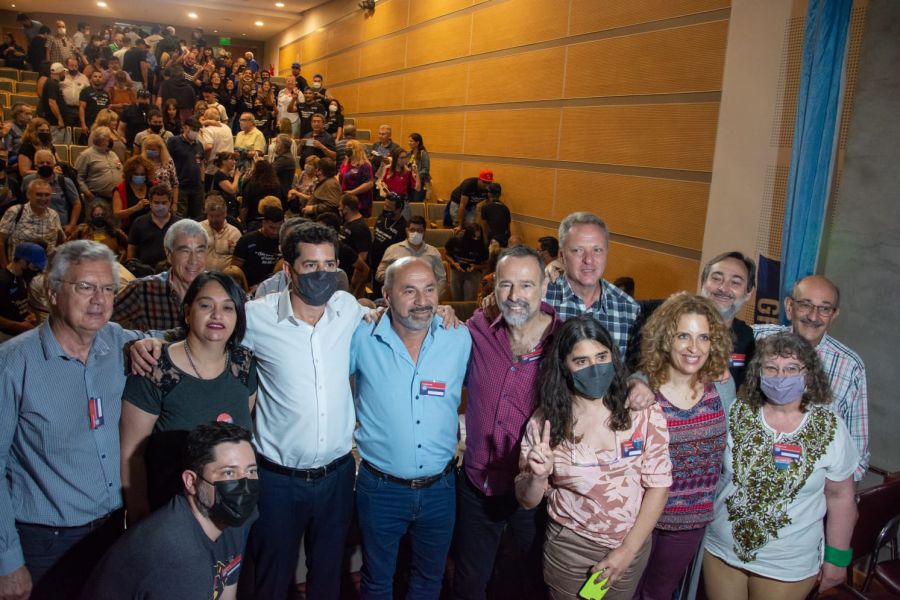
[479,182,511,247]
[338,194,372,296]
[167,118,205,219]
[119,89,153,149]
[78,70,109,134]
[38,62,67,133]
[122,38,149,90]
[233,207,284,289]
[447,170,494,231]
[699,251,757,389]
[370,193,407,297]
[127,185,180,270]
[81,423,258,600]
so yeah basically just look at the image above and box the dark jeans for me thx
[356,464,456,600]
[18,509,124,600]
[633,526,707,600]
[452,473,546,600]
[178,186,205,220]
[242,454,355,600]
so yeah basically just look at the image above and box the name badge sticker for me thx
[419,380,446,397]
[88,397,104,430]
[730,352,746,368]
[622,432,644,458]
[773,442,802,469]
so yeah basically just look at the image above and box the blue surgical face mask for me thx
[760,374,806,405]
[131,175,146,185]
[146,149,160,159]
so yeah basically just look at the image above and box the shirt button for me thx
[416,420,421,425]
[416,395,420,399]
[511,367,517,373]
[418,444,422,448]
[101,454,106,459]
[108,483,113,487]
[419,465,423,469]
[497,420,502,425]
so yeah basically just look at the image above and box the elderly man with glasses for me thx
[234,112,266,159]
[0,240,155,600]
[754,275,869,481]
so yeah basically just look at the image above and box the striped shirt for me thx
[655,383,727,531]
[753,324,869,480]
[0,320,144,574]
[544,276,639,357]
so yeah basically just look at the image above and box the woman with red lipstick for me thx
[633,293,732,600]
[119,272,257,524]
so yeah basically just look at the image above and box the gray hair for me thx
[204,194,227,213]
[558,211,609,248]
[496,244,545,280]
[47,240,119,292]
[88,126,112,146]
[276,134,292,152]
[384,256,434,291]
[163,219,209,252]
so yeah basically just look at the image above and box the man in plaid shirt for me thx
[543,211,639,357]
[754,275,869,480]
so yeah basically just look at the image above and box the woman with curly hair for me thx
[516,316,671,600]
[703,332,858,600]
[112,155,157,230]
[339,139,374,217]
[632,293,732,599]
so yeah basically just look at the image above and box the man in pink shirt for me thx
[454,245,561,599]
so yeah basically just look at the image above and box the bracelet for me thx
[824,544,853,568]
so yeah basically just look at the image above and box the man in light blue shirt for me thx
[0,241,147,600]
[350,256,471,600]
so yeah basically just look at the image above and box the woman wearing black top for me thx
[211,152,242,220]
[1,34,27,70]
[239,159,282,230]
[324,98,345,141]
[162,99,182,137]
[445,223,489,301]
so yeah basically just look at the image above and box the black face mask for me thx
[293,270,339,306]
[200,477,259,528]
[149,124,163,133]
[91,215,107,227]
[36,165,54,178]
[570,362,616,400]
[22,267,40,283]
[37,132,52,145]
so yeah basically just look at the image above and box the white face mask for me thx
[408,231,423,246]
[57,27,67,36]
[329,104,337,112]
[312,82,322,89]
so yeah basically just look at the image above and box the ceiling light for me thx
[255,21,264,26]
[188,12,198,19]
[213,30,218,33]
[275,2,284,6]
[241,33,246,36]
[96,1,107,6]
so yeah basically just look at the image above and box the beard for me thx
[499,299,533,327]
[394,305,434,331]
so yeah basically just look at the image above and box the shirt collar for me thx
[559,275,612,310]
[373,309,442,343]
[275,285,338,325]
[40,318,111,360]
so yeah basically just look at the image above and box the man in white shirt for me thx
[276,76,300,136]
[59,56,89,127]
[240,221,365,599]
[200,108,234,183]
[376,216,447,296]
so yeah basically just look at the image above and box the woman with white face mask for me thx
[323,98,344,141]
[516,316,672,600]
[703,333,858,600]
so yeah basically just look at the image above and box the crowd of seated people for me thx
[0,15,876,600]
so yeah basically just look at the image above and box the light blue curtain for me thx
[780,0,852,321]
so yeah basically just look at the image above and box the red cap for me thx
[478,169,494,183]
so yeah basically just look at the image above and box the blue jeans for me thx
[451,473,546,600]
[356,464,456,600]
[243,454,355,600]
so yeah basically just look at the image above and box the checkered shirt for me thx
[544,276,639,358]
[112,272,182,331]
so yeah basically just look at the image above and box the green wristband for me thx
[824,544,853,568]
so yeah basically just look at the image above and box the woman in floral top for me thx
[516,316,671,600]
[633,293,732,599]
[703,333,858,600]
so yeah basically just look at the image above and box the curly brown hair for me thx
[123,155,156,182]
[743,332,831,412]
[640,293,732,390]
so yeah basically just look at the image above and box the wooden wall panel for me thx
[302,60,327,82]
[467,47,565,105]
[565,21,728,98]
[279,41,301,72]
[356,75,404,113]
[428,159,464,202]
[327,17,362,55]
[359,35,408,77]
[406,15,472,68]
[302,30,328,62]
[326,49,361,86]
[555,171,709,250]
[470,0,569,55]
[400,112,466,154]
[328,84,359,114]
[361,0,409,41]
[570,0,730,35]
[605,242,700,300]
[513,221,557,246]
[349,116,387,139]
[409,0,473,26]
[461,161,556,220]
[465,108,561,160]
[559,104,719,171]
[402,64,469,109]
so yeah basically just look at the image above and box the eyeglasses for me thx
[761,364,806,377]
[64,280,117,297]
[790,298,837,317]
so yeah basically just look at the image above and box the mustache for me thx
[410,305,434,314]
[502,300,529,311]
